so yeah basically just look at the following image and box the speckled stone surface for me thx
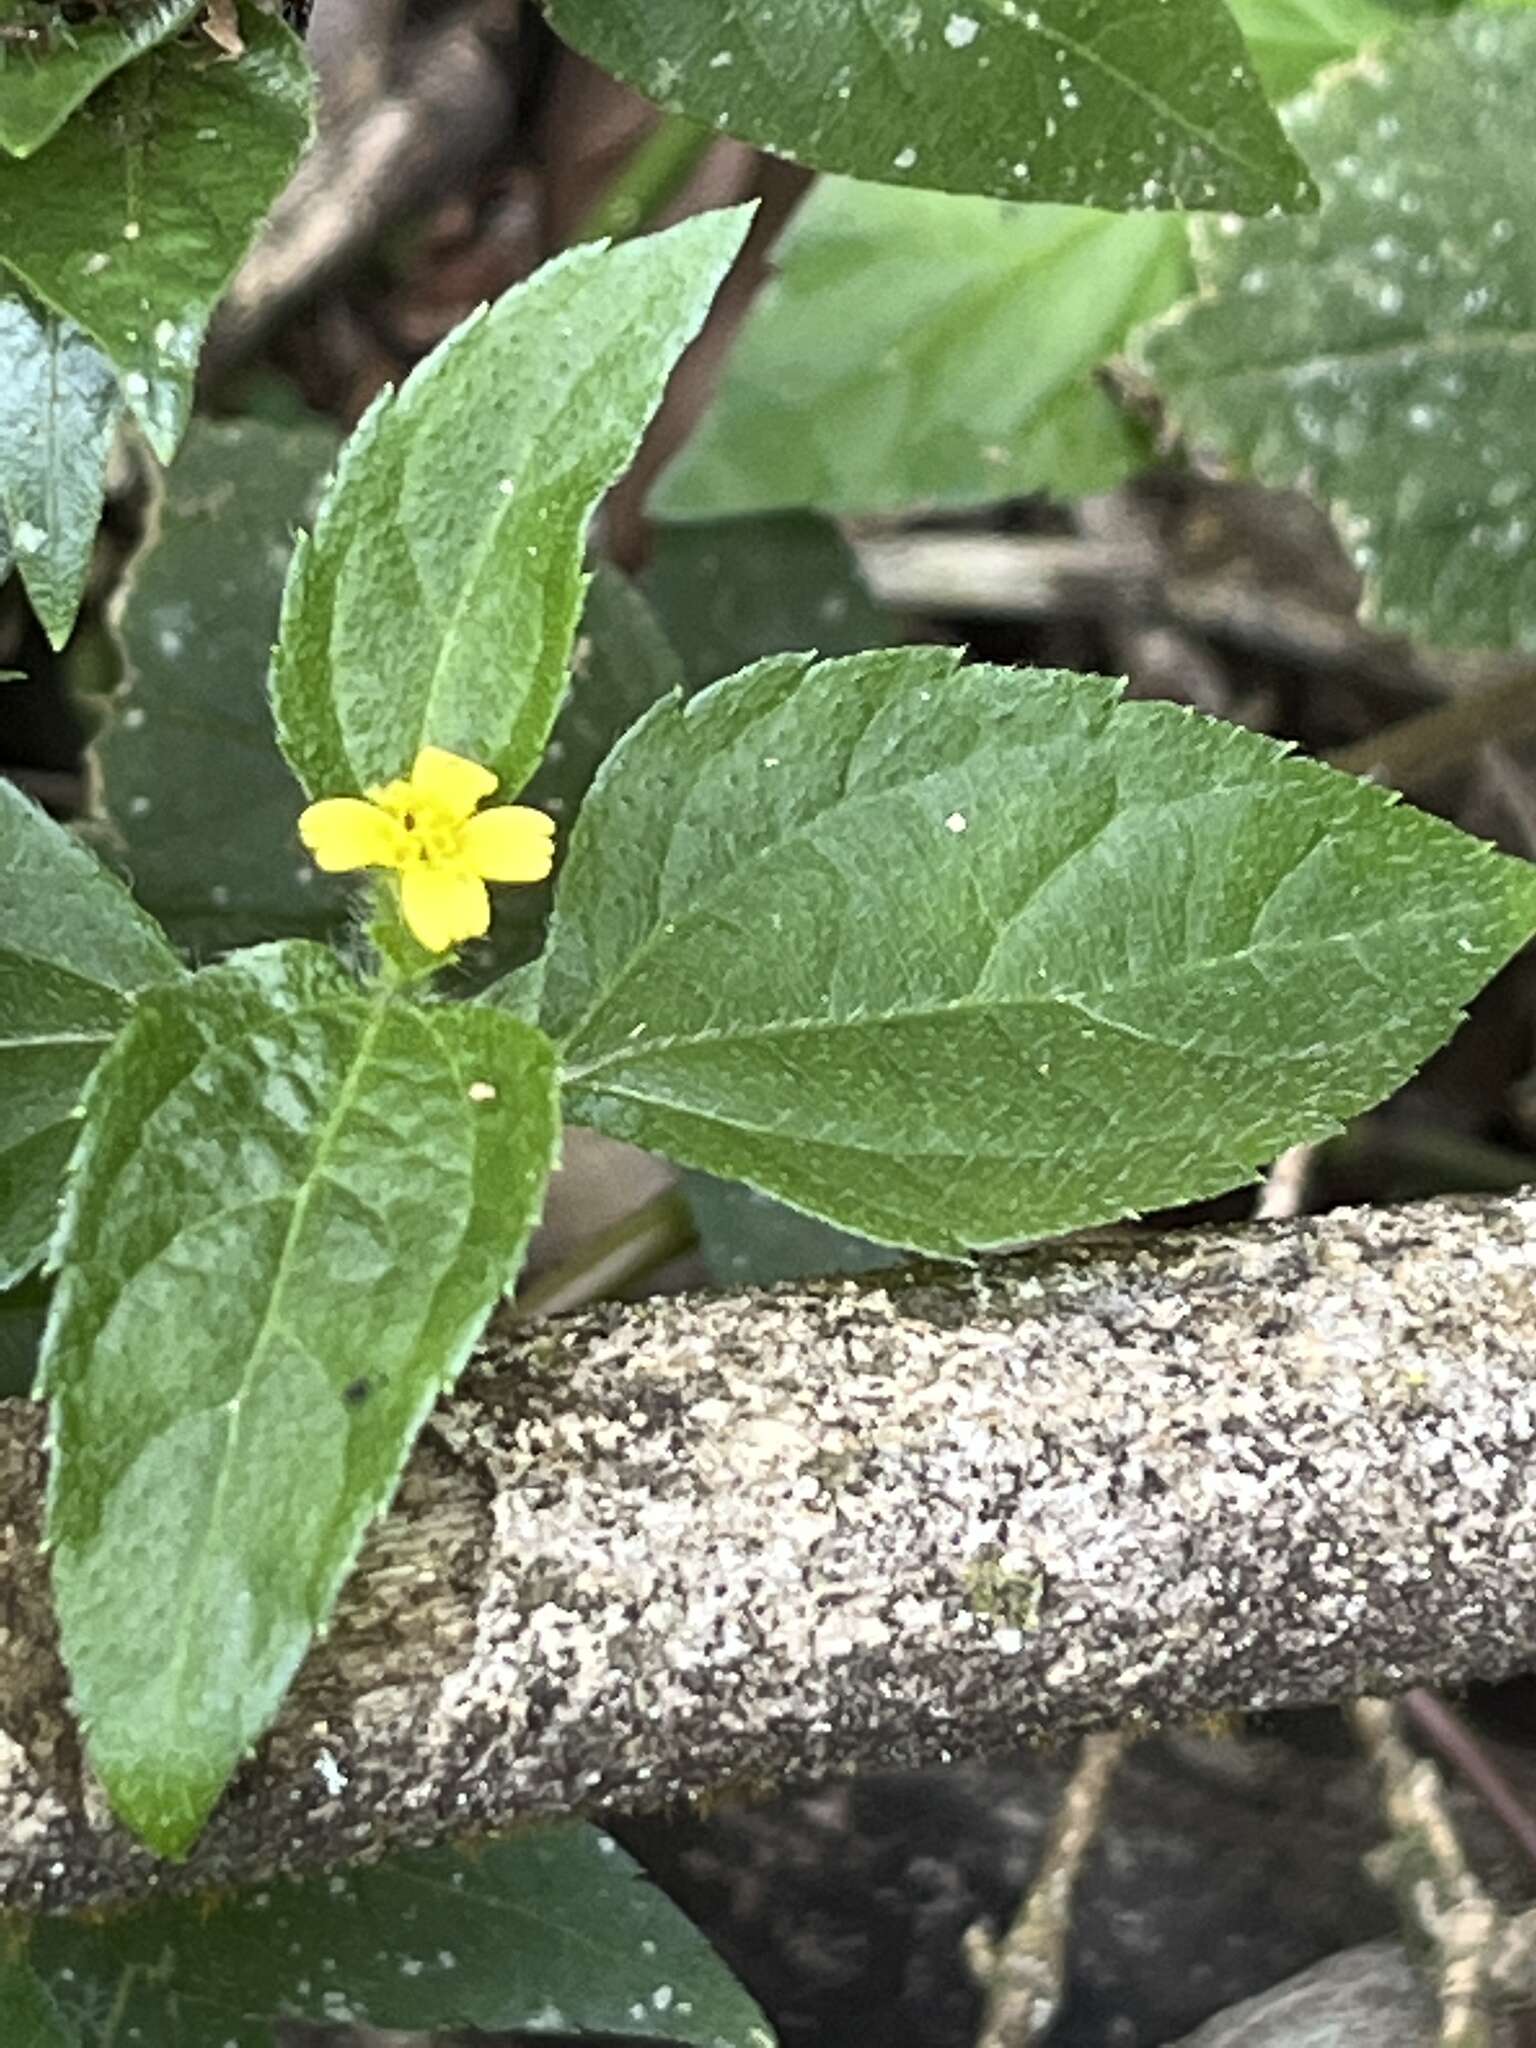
[5,1192,1536,1913]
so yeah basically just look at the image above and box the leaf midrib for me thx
[156,998,391,1758]
[563,906,1469,1089]
[403,294,679,772]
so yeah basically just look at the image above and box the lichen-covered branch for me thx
[5,1194,1536,1915]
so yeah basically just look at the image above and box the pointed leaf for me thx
[642,513,897,1280]
[0,0,200,159]
[542,649,1536,1255]
[0,2,313,461]
[17,1829,774,2046]
[1138,10,1536,652]
[659,181,1189,520]
[0,290,123,647]
[271,207,751,803]
[541,0,1315,214]
[0,780,184,1288]
[43,958,560,1852]
[93,417,349,954]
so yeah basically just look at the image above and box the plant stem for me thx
[1327,669,1536,794]
[514,1186,698,1320]
[1403,1689,1536,1876]
[965,1732,1131,2048]
[572,115,715,246]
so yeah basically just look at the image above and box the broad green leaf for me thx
[1138,11,1536,654]
[0,3,313,462]
[0,1270,48,1397]
[644,514,892,686]
[541,0,1315,215]
[0,0,199,159]
[643,514,897,1279]
[0,780,184,1288]
[0,290,121,647]
[15,1829,775,2046]
[542,649,1536,1256]
[43,960,560,1853]
[271,208,751,804]
[92,417,349,955]
[659,183,1190,521]
[1224,0,1413,97]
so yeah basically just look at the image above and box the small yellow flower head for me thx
[298,745,555,955]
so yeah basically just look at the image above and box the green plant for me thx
[3,0,1536,2038]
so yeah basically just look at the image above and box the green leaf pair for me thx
[0,0,312,644]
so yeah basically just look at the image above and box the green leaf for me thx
[271,207,751,803]
[542,649,1536,1255]
[1224,0,1414,98]
[541,0,1315,215]
[1138,10,1536,653]
[643,515,898,1280]
[644,514,892,687]
[0,0,200,159]
[660,182,1190,521]
[92,417,349,955]
[0,780,184,1289]
[0,3,313,462]
[42,957,560,1853]
[0,290,122,647]
[15,1828,775,2045]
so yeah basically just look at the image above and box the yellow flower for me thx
[298,745,555,955]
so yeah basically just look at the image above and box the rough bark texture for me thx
[4,1193,1536,1916]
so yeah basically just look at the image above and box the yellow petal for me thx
[409,745,498,821]
[460,804,557,883]
[400,866,491,953]
[298,797,403,873]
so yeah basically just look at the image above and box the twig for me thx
[965,1732,1130,2047]
[0,767,83,813]
[1352,1698,1502,2048]
[1074,493,1231,716]
[853,531,1529,710]
[1403,1690,1536,1878]
[571,114,716,245]
[1253,1143,1318,1222]
[511,1187,698,1320]
[201,1,518,384]
[9,1194,1536,1912]
[1326,670,1536,794]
